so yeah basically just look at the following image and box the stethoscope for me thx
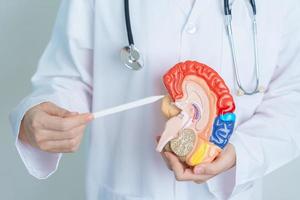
[120,0,264,96]
[120,0,143,71]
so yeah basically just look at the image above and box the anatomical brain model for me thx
[156,61,236,166]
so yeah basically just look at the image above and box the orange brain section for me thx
[163,61,235,115]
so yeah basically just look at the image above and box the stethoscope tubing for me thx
[124,0,134,45]
[224,0,261,95]
[122,0,263,95]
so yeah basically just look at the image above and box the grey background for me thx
[0,1,299,199]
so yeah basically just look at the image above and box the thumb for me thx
[194,155,225,175]
[194,163,220,175]
[193,145,236,175]
[39,102,75,117]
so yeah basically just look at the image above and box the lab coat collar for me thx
[174,0,212,19]
[174,0,237,17]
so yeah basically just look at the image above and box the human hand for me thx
[19,102,93,153]
[160,141,236,184]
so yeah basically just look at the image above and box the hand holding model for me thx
[157,61,237,182]
[159,141,236,183]
[19,102,93,153]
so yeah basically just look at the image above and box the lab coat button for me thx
[186,23,197,34]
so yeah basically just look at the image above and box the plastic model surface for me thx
[157,61,236,166]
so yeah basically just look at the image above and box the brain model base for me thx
[157,61,236,166]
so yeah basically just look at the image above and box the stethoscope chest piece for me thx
[120,45,143,70]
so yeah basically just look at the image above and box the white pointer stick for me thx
[93,95,164,119]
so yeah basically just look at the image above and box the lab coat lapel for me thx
[178,0,224,72]
[186,0,212,24]
[173,0,194,17]
[173,0,211,19]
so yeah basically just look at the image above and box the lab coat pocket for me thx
[98,185,153,200]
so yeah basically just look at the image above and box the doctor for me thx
[10,0,300,199]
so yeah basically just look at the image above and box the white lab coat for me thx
[10,0,300,199]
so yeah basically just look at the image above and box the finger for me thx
[41,113,93,131]
[164,153,210,182]
[156,136,172,170]
[164,152,186,180]
[182,168,214,183]
[193,160,223,176]
[39,102,73,117]
[39,133,83,153]
[161,152,172,170]
[164,152,216,182]
[194,145,236,176]
[36,125,85,141]
[64,112,79,117]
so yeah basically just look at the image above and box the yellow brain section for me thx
[188,142,210,166]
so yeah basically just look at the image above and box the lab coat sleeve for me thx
[229,2,300,197]
[9,0,94,179]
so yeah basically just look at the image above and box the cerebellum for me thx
[157,61,236,166]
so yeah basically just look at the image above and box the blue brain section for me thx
[220,113,236,122]
[210,113,236,149]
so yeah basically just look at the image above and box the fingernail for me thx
[194,167,204,175]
